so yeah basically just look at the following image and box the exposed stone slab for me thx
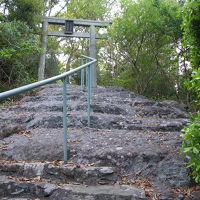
[0,110,188,138]
[0,176,146,200]
[0,124,23,140]
[0,162,118,185]
[0,84,194,200]
[0,128,190,190]
[161,100,188,112]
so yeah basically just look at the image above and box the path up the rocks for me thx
[0,84,199,200]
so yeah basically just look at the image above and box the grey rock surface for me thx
[0,84,199,199]
[0,176,146,200]
[0,162,118,185]
[161,100,188,112]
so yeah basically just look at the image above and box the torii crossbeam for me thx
[38,17,111,87]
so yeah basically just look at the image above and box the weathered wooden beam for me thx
[48,30,106,39]
[44,17,111,27]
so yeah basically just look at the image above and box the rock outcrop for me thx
[0,84,199,200]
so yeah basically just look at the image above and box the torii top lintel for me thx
[44,16,111,27]
[44,17,111,39]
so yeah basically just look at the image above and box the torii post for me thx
[38,17,111,87]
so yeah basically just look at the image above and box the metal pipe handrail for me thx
[0,55,97,163]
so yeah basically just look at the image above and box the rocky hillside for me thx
[0,84,199,200]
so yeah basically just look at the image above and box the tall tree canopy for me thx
[0,0,198,105]
[0,0,45,92]
[0,0,45,29]
[55,0,110,78]
[0,0,111,91]
[100,0,182,99]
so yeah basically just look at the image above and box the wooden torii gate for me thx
[38,17,111,87]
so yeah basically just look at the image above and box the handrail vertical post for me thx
[63,76,68,163]
[86,59,88,88]
[90,63,93,101]
[87,65,91,126]
[81,57,84,91]
[83,59,85,88]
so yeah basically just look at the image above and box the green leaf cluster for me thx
[181,0,200,183]
[102,0,182,99]
[64,0,109,20]
[0,20,40,92]
[0,0,48,93]
[181,0,200,70]
[1,0,44,30]
[181,112,200,183]
[186,68,200,102]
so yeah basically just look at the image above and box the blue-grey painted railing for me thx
[0,55,96,163]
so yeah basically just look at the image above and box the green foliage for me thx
[101,0,182,99]
[182,68,200,183]
[0,98,15,107]
[181,0,200,70]
[181,0,200,184]
[186,68,200,102]
[1,0,44,30]
[0,0,47,92]
[56,0,110,84]
[181,112,200,183]
[0,20,40,92]
[45,37,61,78]
[63,0,109,20]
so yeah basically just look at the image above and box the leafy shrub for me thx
[181,60,200,185]
[181,112,200,183]
[181,0,200,183]
[0,20,40,92]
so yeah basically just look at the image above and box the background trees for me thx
[0,0,199,106]
[99,0,184,100]
[0,0,112,91]
[0,0,44,92]
[1,0,44,29]
[56,0,110,71]
[0,0,67,91]
[0,20,40,92]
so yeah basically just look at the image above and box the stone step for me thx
[0,176,146,200]
[20,91,145,104]
[28,112,188,131]
[6,99,187,120]
[0,162,118,185]
[1,198,32,200]
[0,127,189,191]
[0,84,194,200]
[0,110,188,138]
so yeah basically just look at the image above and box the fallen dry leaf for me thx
[172,185,200,198]
[7,176,50,183]
[118,176,159,198]
[68,139,82,143]
[0,141,14,152]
